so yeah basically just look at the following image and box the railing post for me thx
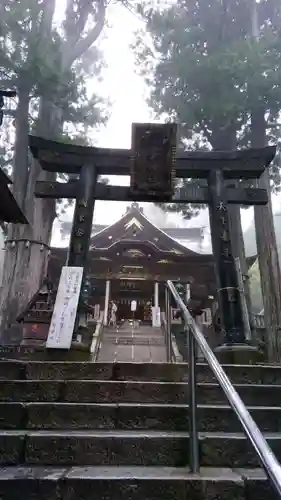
[165,286,172,361]
[187,323,200,473]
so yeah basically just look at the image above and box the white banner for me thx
[46,266,83,349]
[152,306,161,327]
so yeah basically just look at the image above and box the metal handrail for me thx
[166,279,281,495]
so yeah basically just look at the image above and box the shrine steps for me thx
[1,360,281,383]
[1,380,281,406]
[0,361,280,499]
[2,403,281,433]
[0,466,269,500]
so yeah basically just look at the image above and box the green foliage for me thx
[0,0,110,223]
[135,0,281,218]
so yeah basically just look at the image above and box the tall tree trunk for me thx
[0,0,106,341]
[251,107,281,361]
[228,203,252,329]
[0,84,33,337]
[0,0,60,340]
[0,92,58,341]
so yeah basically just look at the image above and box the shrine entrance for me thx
[29,122,275,354]
[111,279,154,323]
[116,300,147,321]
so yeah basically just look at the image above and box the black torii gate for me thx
[29,123,275,351]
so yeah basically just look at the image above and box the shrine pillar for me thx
[104,280,111,326]
[152,281,161,327]
[154,281,159,308]
[186,283,190,303]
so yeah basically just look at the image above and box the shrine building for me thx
[47,203,255,329]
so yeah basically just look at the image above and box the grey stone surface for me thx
[0,465,276,500]
[24,430,191,466]
[2,378,279,406]
[0,466,66,500]
[0,403,25,429]
[7,360,281,384]
[0,360,23,380]
[0,380,63,402]
[236,468,278,500]
[0,429,280,468]
[1,359,281,498]
[200,432,281,468]
[61,476,245,500]
[97,324,167,363]
[0,431,26,465]
[0,466,250,500]
[22,402,281,433]
[63,380,189,404]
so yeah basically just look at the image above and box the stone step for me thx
[2,402,281,433]
[0,379,280,406]
[101,337,165,346]
[0,466,274,500]
[2,361,281,384]
[1,430,281,468]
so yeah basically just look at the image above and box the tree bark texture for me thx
[228,204,253,330]
[0,0,107,341]
[0,93,57,340]
[252,107,281,361]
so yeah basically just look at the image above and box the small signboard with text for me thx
[46,266,83,349]
[130,122,177,201]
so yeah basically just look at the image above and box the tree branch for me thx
[2,109,16,117]
[64,0,106,68]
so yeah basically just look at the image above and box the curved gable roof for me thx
[89,203,210,258]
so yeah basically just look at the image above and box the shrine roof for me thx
[60,220,203,242]
[51,203,257,272]
[88,203,208,259]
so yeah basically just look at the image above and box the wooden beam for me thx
[29,135,276,179]
[35,181,268,205]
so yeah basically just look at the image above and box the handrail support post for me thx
[188,325,200,473]
[165,286,172,362]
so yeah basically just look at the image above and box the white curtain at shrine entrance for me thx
[152,281,161,327]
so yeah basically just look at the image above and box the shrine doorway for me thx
[116,299,148,321]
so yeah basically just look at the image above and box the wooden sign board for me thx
[46,266,83,349]
[130,123,177,201]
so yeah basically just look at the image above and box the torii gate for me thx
[29,123,275,354]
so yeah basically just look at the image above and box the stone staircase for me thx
[0,360,280,499]
[97,322,167,362]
